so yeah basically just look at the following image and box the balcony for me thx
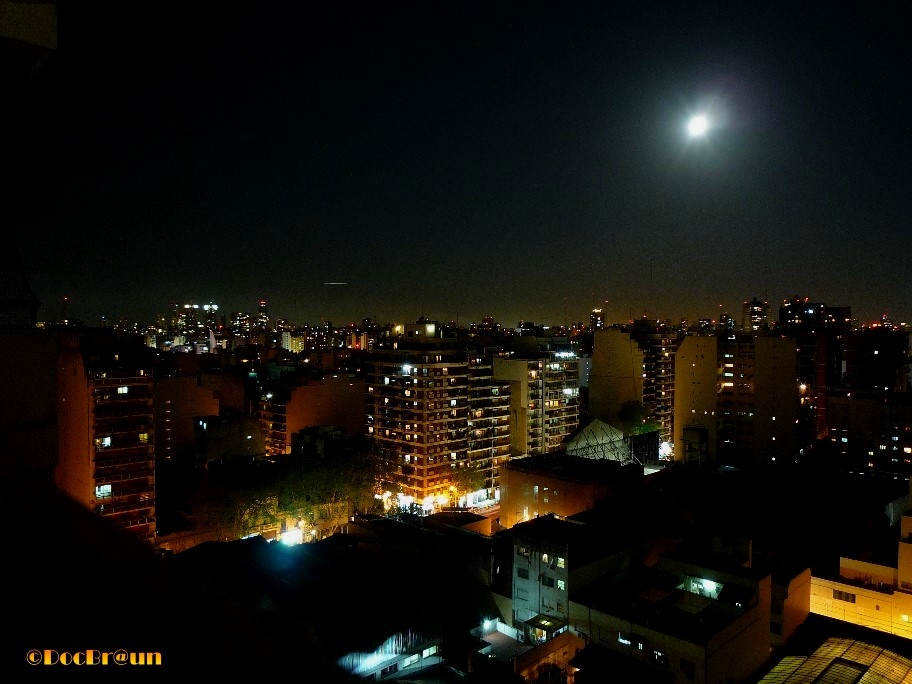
[93,444,154,462]
[96,498,155,516]
[94,467,154,485]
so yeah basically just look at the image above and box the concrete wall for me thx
[810,575,912,639]
[287,374,366,438]
[588,329,643,426]
[673,336,718,464]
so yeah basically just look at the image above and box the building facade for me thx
[259,373,367,457]
[493,354,580,457]
[588,324,678,447]
[467,352,512,506]
[809,505,912,640]
[56,329,157,542]
[673,333,799,466]
[365,344,470,510]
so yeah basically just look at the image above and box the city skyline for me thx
[7,2,912,329]
[50,292,902,332]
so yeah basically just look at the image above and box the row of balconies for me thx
[93,391,154,406]
[96,498,155,516]
[120,520,156,541]
[94,451,154,469]
[367,387,469,403]
[380,434,468,447]
[92,401,154,417]
[94,466,154,484]
[469,426,510,440]
[101,481,155,499]
[89,370,153,383]
[468,412,511,421]
[93,443,154,461]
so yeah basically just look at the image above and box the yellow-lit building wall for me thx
[588,328,644,426]
[774,568,812,650]
[55,335,93,507]
[810,576,912,639]
[673,336,718,464]
[498,464,610,529]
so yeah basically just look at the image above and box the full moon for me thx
[688,114,708,137]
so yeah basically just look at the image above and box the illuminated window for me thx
[94,436,112,449]
[557,557,565,568]
[117,386,128,394]
[557,579,566,591]
[95,484,112,499]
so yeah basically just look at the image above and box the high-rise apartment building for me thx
[256,299,269,331]
[467,352,512,505]
[259,373,367,457]
[673,333,799,466]
[493,354,579,456]
[589,308,604,330]
[365,343,470,510]
[56,329,158,542]
[588,324,679,447]
[742,297,770,332]
[777,296,854,442]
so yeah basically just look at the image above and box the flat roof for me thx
[570,565,750,646]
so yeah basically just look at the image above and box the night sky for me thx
[9,1,912,328]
